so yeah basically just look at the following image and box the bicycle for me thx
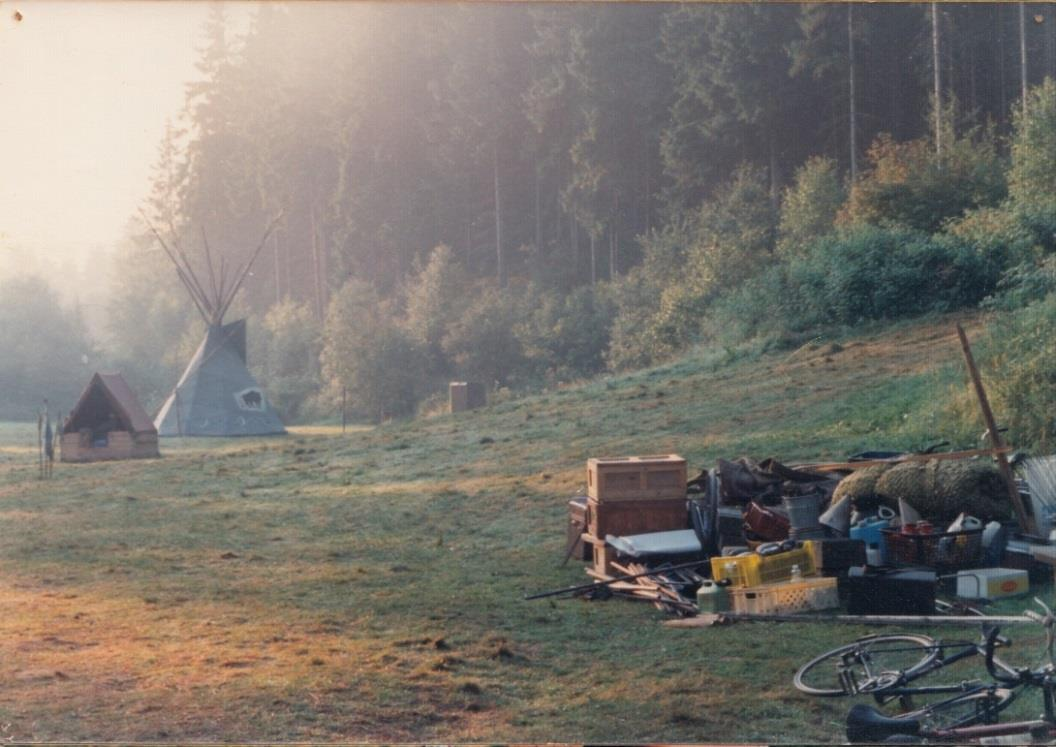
[794,627,1011,707]
[845,599,1056,743]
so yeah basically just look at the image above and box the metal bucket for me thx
[783,494,822,532]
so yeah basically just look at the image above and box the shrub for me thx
[321,280,425,422]
[1009,77,1056,216]
[777,156,845,257]
[0,275,96,419]
[441,284,529,387]
[252,299,322,422]
[943,295,1056,451]
[518,284,616,381]
[401,244,466,377]
[605,268,671,371]
[840,124,1006,233]
[687,164,778,290]
[782,226,1002,327]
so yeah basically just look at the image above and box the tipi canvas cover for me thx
[155,319,285,437]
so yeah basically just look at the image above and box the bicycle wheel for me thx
[898,687,1016,731]
[794,634,940,697]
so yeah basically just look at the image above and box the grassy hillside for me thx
[0,311,1043,743]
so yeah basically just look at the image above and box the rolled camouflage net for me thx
[831,459,1011,523]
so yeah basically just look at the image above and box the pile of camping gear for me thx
[532,326,1056,622]
[535,449,1056,621]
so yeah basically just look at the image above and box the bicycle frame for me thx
[928,683,1054,742]
[841,638,992,703]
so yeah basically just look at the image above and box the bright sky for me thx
[0,1,253,278]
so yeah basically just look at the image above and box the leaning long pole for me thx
[955,323,1036,535]
[665,613,1036,628]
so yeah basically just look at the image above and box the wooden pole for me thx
[341,386,347,434]
[664,612,1036,629]
[37,409,43,480]
[956,323,1037,535]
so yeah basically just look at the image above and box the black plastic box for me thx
[846,567,936,616]
[812,538,867,573]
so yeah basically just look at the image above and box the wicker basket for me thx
[882,527,983,570]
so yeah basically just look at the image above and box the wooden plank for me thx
[795,446,1012,473]
[956,323,1037,535]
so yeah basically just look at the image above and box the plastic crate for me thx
[729,576,839,615]
[710,542,816,588]
[882,528,983,570]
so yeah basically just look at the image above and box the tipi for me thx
[146,217,286,437]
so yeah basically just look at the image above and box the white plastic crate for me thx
[729,576,839,615]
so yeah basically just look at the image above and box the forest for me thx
[4,3,1056,441]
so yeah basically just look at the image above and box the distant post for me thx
[341,386,347,434]
[449,382,487,413]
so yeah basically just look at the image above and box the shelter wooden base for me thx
[60,432,160,463]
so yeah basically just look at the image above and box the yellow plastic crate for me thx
[729,576,838,615]
[710,542,817,588]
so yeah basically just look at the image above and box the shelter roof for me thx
[66,372,156,435]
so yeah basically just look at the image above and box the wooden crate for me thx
[587,455,686,502]
[587,497,688,538]
[582,533,617,576]
[567,497,592,562]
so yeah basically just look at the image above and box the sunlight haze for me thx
[0,2,252,275]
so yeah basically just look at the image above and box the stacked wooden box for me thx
[582,455,688,578]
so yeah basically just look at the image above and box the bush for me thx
[778,156,845,257]
[401,244,466,377]
[441,284,529,387]
[605,268,671,371]
[0,275,96,420]
[252,299,322,422]
[518,284,616,381]
[840,124,1006,233]
[321,280,425,422]
[943,295,1056,451]
[790,226,1002,325]
[606,166,779,369]
[1009,78,1056,216]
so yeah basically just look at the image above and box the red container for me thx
[743,502,790,542]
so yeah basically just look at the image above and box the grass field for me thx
[1,311,1050,743]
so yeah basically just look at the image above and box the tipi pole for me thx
[215,214,283,323]
[174,387,183,438]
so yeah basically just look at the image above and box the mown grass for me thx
[0,311,1049,743]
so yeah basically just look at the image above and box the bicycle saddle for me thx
[846,703,922,743]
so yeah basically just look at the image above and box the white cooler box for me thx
[956,568,1029,600]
